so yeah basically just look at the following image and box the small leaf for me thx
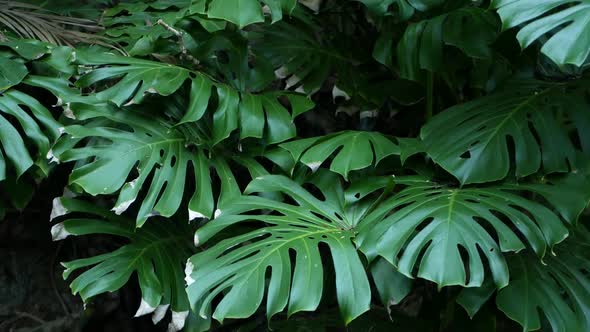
[280,131,400,179]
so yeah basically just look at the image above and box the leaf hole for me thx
[460,150,471,159]
[310,211,332,224]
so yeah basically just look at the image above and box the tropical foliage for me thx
[2,0,590,331]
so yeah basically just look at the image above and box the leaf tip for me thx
[134,298,157,317]
[51,222,71,241]
[50,197,68,221]
[189,209,206,222]
[152,304,170,324]
[185,259,196,285]
[167,311,189,332]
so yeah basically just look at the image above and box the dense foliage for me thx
[2,0,590,331]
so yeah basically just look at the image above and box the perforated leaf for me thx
[421,81,590,184]
[394,8,498,80]
[356,173,590,288]
[280,131,400,179]
[51,198,202,332]
[0,87,61,180]
[496,231,590,332]
[186,173,391,324]
[493,0,590,66]
[53,105,216,226]
[252,19,355,94]
[73,50,313,145]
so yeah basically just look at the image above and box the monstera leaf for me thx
[356,173,590,288]
[185,173,393,324]
[72,50,313,145]
[251,19,357,94]
[357,0,443,18]
[0,87,61,181]
[74,50,193,107]
[52,104,224,226]
[496,232,590,332]
[421,81,590,184]
[279,131,400,179]
[0,42,63,181]
[206,0,298,28]
[50,197,204,332]
[393,7,498,80]
[493,0,590,67]
[460,229,590,332]
[52,99,276,226]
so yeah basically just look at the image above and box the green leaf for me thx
[421,81,590,184]
[493,0,590,66]
[0,57,28,91]
[0,40,51,60]
[207,0,264,28]
[0,175,35,214]
[356,0,443,17]
[53,105,216,226]
[356,173,590,288]
[52,198,199,332]
[496,230,590,331]
[279,131,400,180]
[394,8,498,81]
[73,50,313,145]
[74,50,192,107]
[207,0,297,28]
[252,19,354,94]
[0,87,61,180]
[239,92,314,143]
[456,279,495,318]
[186,173,388,324]
[371,258,413,309]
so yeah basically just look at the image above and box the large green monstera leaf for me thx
[252,18,355,94]
[279,131,400,179]
[496,233,590,332]
[51,101,272,227]
[0,43,62,180]
[52,104,216,226]
[73,50,313,145]
[185,173,392,324]
[421,82,590,184]
[50,197,202,332]
[356,173,590,288]
[493,0,590,67]
[0,87,61,181]
[393,7,498,80]
[459,229,590,332]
